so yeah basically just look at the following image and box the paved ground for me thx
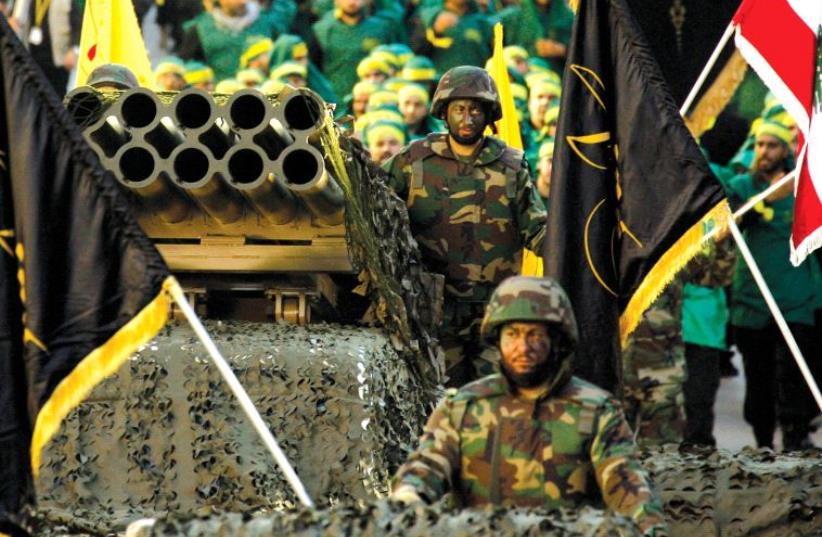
[714,350,822,450]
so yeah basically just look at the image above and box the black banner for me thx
[0,13,170,519]
[544,0,729,392]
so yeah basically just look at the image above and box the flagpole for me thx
[702,170,797,244]
[726,218,822,413]
[167,280,315,508]
[680,22,735,116]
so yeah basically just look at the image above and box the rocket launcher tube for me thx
[117,88,164,130]
[225,144,298,225]
[113,143,191,223]
[172,88,236,159]
[279,142,344,226]
[171,143,245,224]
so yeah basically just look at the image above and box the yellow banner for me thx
[75,0,153,88]
[488,23,543,276]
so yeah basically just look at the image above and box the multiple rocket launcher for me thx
[66,86,353,321]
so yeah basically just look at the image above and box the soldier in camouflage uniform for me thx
[622,238,736,446]
[391,276,669,536]
[382,66,547,386]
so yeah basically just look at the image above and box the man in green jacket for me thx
[178,0,295,81]
[725,119,822,451]
[391,276,669,537]
[311,0,400,100]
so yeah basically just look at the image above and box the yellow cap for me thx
[755,119,793,146]
[357,57,391,79]
[367,89,399,109]
[365,121,407,147]
[236,68,264,85]
[398,83,429,104]
[270,61,307,81]
[214,79,244,94]
[239,37,274,69]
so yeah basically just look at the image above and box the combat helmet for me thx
[480,276,578,355]
[431,66,502,122]
[87,63,139,90]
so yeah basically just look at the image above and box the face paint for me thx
[446,98,487,146]
[498,322,553,388]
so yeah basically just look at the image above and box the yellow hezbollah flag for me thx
[487,23,543,276]
[75,0,153,88]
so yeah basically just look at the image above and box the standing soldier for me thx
[391,276,669,537]
[382,66,547,386]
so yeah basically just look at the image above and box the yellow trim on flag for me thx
[30,276,175,476]
[619,200,731,346]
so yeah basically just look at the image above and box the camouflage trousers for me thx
[622,342,686,447]
[440,301,500,388]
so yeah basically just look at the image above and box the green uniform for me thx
[421,7,493,74]
[503,0,574,74]
[269,34,338,104]
[382,133,546,382]
[622,239,736,446]
[407,115,444,141]
[725,173,822,329]
[185,6,292,81]
[312,12,399,100]
[393,276,668,536]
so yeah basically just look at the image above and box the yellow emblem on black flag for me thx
[544,0,730,392]
[0,13,173,506]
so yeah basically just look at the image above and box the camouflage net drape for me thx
[319,116,445,388]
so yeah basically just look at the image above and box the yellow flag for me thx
[75,0,153,88]
[488,23,543,277]
[489,23,523,150]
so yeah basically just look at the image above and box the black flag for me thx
[544,0,730,392]
[0,14,172,518]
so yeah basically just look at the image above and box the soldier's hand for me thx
[535,38,567,59]
[391,485,425,506]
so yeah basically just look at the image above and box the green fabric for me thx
[191,8,285,81]
[681,284,728,350]
[269,33,339,103]
[312,12,399,99]
[408,115,445,141]
[725,174,822,329]
[427,11,493,73]
[502,0,573,74]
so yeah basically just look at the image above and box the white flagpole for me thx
[702,170,797,244]
[727,219,822,413]
[680,22,735,117]
[167,279,315,508]
[676,19,822,413]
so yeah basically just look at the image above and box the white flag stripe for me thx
[785,0,821,35]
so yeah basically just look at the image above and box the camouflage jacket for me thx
[623,238,737,373]
[392,374,668,536]
[382,133,547,301]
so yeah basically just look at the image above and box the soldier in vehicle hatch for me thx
[382,66,546,387]
[390,276,669,537]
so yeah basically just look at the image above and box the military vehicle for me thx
[21,86,819,537]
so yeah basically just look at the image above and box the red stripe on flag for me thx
[734,0,815,122]
[87,44,96,61]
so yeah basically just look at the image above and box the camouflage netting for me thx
[319,118,445,387]
[641,445,822,536]
[33,321,430,531]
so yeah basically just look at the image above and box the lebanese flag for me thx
[733,0,822,265]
